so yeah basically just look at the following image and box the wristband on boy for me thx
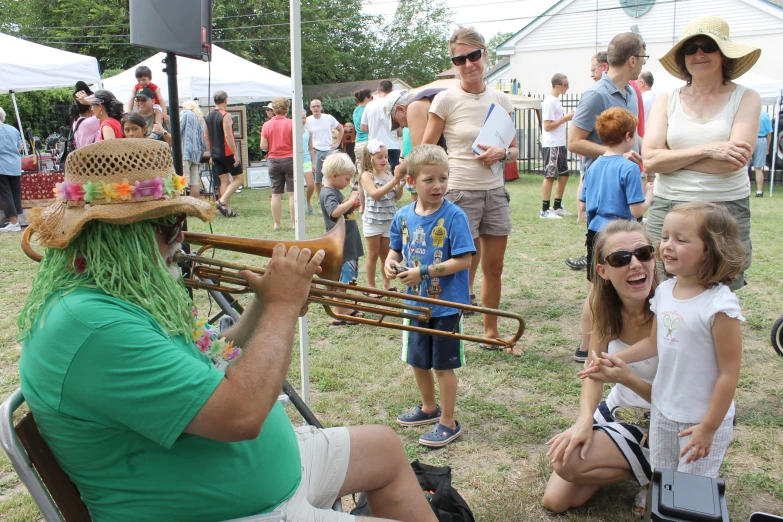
[419,264,430,281]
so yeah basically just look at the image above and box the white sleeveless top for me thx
[654,85,751,202]
[604,339,657,411]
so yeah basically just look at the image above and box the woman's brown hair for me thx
[590,220,658,342]
[663,202,744,287]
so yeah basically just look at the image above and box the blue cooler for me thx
[644,469,729,521]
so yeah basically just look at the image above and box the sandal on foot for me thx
[464,294,478,316]
[506,345,525,357]
[479,342,503,351]
[396,405,441,426]
[331,319,356,326]
[362,291,383,299]
[216,200,229,217]
[227,210,238,218]
[348,310,365,318]
[419,421,462,448]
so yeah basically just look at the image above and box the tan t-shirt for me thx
[429,87,514,191]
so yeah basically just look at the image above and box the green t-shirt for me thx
[19,288,301,522]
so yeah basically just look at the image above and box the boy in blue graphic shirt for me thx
[385,145,475,448]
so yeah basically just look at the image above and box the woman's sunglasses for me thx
[682,40,719,55]
[157,214,187,245]
[602,245,655,268]
[451,49,483,66]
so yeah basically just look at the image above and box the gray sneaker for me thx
[565,256,588,270]
[552,207,573,217]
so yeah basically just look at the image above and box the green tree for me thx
[373,0,452,87]
[487,31,513,67]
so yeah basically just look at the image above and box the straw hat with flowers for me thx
[659,16,761,81]
[30,139,214,249]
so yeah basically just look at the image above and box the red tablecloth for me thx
[21,171,64,208]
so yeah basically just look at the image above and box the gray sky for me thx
[363,0,561,41]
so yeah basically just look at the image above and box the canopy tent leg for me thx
[10,92,29,155]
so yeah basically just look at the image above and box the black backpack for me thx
[351,461,475,522]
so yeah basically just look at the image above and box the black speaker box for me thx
[130,0,212,61]
[644,469,729,521]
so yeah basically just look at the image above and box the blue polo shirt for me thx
[572,72,639,172]
[759,111,773,138]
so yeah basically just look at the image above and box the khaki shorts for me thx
[444,186,512,238]
[274,426,355,522]
[646,196,752,290]
[183,160,201,186]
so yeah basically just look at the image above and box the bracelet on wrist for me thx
[419,264,430,281]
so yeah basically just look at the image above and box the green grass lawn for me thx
[1,173,782,521]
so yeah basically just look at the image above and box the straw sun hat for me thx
[30,139,215,249]
[659,16,761,81]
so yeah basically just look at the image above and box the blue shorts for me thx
[749,137,767,168]
[340,259,358,284]
[402,314,464,371]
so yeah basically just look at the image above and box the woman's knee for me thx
[541,487,570,514]
[551,458,583,483]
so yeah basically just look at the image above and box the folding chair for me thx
[0,389,286,522]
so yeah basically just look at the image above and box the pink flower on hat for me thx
[133,177,164,201]
[66,182,85,203]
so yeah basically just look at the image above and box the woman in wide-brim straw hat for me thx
[643,15,761,290]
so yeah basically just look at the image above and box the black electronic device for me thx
[749,514,783,522]
[129,0,212,61]
[644,469,729,522]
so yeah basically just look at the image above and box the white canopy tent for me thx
[96,45,291,106]
[0,32,101,153]
[645,60,782,196]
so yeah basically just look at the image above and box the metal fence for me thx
[514,93,782,181]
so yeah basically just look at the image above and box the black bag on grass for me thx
[350,461,475,522]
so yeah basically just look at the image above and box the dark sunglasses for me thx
[560,83,570,88]
[682,40,719,55]
[135,97,150,102]
[451,49,483,66]
[157,214,187,245]
[602,244,655,268]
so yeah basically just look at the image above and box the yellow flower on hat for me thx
[100,181,119,203]
[172,174,187,193]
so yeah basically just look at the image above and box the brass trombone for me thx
[22,219,525,348]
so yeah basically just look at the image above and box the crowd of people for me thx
[5,13,768,522]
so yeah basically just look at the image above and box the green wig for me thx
[18,218,195,340]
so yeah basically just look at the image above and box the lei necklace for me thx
[191,307,242,371]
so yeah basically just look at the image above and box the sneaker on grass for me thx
[552,207,573,217]
[539,209,562,220]
[419,421,462,448]
[0,222,21,232]
[396,405,441,426]
[573,348,588,363]
[564,256,588,270]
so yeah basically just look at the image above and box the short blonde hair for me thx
[322,153,356,178]
[406,145,449,180]
[181,100,204,124]
[271,97,290,116]
[449,25,486,54]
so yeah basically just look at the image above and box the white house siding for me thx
[508,0,783,95]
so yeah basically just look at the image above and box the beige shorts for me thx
[444,186,512,238]
[274,426,355,522]
[183,160,201,186]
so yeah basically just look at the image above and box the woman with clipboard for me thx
[422,26,520,355]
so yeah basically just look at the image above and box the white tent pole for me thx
[290,0,310,405]
[771,89,781,197]
[10,92,29,155]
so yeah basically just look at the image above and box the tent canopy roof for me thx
[97,45,291,106]
[0,32,101,94]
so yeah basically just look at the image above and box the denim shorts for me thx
[340,259,358,284]
[402,314,465,371]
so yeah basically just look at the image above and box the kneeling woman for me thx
[543,220,658,515]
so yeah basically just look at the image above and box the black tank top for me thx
[205,108,230,158]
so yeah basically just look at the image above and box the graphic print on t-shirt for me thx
[431,218,447,247]
[662,311,683,342]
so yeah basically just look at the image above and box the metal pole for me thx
[163,52,183,176]
[771,90,780,197]
[290,0,311,405]
[10,92,29,155]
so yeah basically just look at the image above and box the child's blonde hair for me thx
[360,140,389,175]
[322,153,356,179]
[406,145,449,180]
[663,202,744,287]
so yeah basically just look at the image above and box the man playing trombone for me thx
[17,139,437,522]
